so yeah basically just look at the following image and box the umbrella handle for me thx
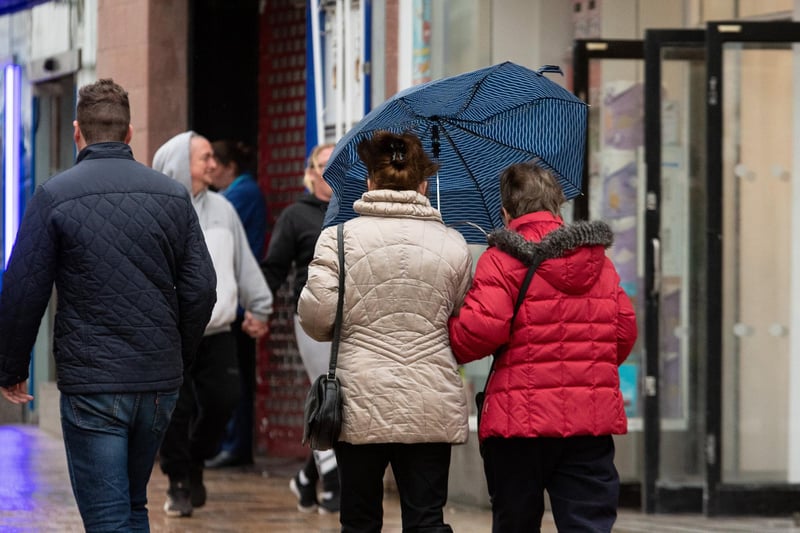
[436,171,441,211]
[432,124,441,210]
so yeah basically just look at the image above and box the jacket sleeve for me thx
[615,284,638,365]
[451,242,474,315]
[0,187,59,386]
[177,201,217,369]
[296,225,338,342]
[230,205,273,321]
[448,249,517,365]
[260,208,296,295]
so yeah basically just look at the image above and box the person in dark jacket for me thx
[448,162,637,533]
[206,139,268,469]
[261,143,341,514]
[0,79,217,532]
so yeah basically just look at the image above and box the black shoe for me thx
[205,450,253,469]
[289,473,318,513]
[318,490,340,514]
[189,465,206,508]
[164,480,192,518]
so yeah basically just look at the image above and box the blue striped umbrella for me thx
[322,62,588,244]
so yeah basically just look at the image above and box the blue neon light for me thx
[3,64,21,268]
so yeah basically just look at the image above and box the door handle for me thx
[651,237,661,298]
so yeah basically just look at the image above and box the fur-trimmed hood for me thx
[488,220,614,265]
[485,212,615,295]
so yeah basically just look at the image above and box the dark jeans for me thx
[482,435,619,533]
[159,332,240,480]
[219,318,255,461]
[335,441,454,533]
[60,390,178,532]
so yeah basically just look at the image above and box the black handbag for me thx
[302,223,346,451]
[475,252,544,434]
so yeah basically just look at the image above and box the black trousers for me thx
[159,332,240,480]
[218,318,256,461]
[334,441,454,533]
[482,435,619,533]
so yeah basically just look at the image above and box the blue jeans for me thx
[60,390,178,532]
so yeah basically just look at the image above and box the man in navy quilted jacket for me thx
[0,79,217,532]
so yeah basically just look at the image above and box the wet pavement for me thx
[1,424,800,532]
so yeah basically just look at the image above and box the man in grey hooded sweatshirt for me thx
[152,131,274,518]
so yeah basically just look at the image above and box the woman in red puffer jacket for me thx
[448,161,637,533]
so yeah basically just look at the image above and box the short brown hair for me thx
[76,79,130,144]
[499,162,565,218]
[356,131,438,191]
[212,139,256,174]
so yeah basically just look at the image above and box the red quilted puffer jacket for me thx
[448,211,637,441]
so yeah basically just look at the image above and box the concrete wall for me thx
[491,0,574,80]
[96,0,188,166]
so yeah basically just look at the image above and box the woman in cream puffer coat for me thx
[298,131,473,533]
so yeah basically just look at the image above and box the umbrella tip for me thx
[536,65,564,77]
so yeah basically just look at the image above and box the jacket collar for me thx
[76,142,135,164]
[353,189,443,222]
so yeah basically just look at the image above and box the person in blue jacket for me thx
[206,139,268,469]
[0,79,217,532]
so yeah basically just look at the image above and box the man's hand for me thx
[1,381,34,404]
[242,311,270,339]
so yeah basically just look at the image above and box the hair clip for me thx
[389,140,406,162]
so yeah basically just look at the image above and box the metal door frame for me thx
[705,20,800,516]
[643,28,706,514]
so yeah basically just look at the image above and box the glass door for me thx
[573,39,645,508]
[705,20,800,515]
[643,28,707,514]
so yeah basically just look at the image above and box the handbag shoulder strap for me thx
[327,223,346,378]
[509,257,539,328]
[483,250,545,382]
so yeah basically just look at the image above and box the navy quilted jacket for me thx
[0,142,217,394]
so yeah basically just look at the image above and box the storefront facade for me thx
[2,0,800,515]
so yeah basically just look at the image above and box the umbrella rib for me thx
[439,117,538,157]
[438,117,565,179]
[437,123,495,229]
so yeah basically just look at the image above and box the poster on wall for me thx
[619,363,638,419]
[321,1,367,138]
[599,81,644,419]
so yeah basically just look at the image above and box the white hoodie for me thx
[153,131,273,335]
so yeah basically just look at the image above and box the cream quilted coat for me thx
[298,189,473,444]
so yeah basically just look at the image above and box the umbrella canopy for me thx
[322,61,588,243]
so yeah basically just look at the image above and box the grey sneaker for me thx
[289,473,318,513]
[164,481,192,517]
